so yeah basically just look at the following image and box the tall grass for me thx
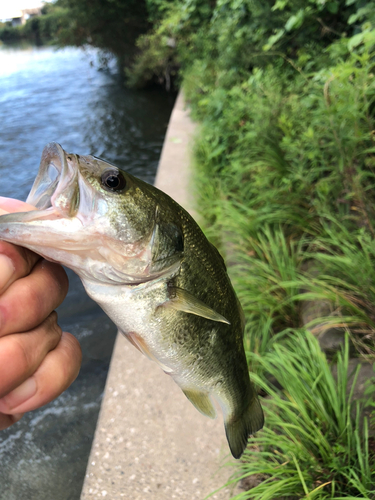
[225,333,375,499]
[218,221,375,358]
[190,42,375,358]
[139,3,375,497]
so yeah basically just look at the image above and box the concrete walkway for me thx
[80,93,239,500]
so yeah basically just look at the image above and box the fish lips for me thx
[26,142,79,217]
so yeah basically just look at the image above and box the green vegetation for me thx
[0,0,149,61]
[0,3,69,45]
[125,1,375,497]
[53,0,150,64]
[223,333,375,499]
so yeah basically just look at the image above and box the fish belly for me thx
[81,276,264,459]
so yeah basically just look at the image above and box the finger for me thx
[0,240,43,295]
[0,197,37,213]
[0,412,24,431]
[0,332,82,415]
[0,199,41,294]
[0,312,62,397]
[0,259,68,337]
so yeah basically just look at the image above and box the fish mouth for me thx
[0,142,89,265]
[26,142,79,216]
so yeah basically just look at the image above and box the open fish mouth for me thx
[0,142,86,255]
[26,142,79,216]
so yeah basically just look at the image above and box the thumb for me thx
[0,197,37,214]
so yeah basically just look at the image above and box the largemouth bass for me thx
[0,143,263,458]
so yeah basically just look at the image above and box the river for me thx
[0,45,175,500]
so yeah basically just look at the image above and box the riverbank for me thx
[80,92,238,500]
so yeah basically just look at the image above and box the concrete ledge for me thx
[80,92,237,499]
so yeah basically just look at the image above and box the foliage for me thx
[166,4,375,494]
[223,332,375,499]
[0,24,25,43]
[53,0,150,62]
[127,0,375,86]
[186,35,375,358]
[0,0,151,65]
[125,5,182,89]
[23,4,70,45]
[149,4,375,492]
[0,4,70,45]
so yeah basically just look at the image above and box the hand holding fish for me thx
[0,197,82,430]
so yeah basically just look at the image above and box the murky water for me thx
[0,45,175,500]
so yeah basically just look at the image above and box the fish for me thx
[0,142,263,458]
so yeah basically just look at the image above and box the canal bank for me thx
[80,92,238,499]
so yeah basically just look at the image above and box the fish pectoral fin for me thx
[164,287,230,325]
[119,330,173,373]
[182,388,217,419]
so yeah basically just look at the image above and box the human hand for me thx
[0,197,82,430]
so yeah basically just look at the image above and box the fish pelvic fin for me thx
[163,287,230,325]
[120,330,173,373]
[225,396,264,459]
[182,388,217,419]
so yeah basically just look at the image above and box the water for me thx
[0,45,175,500]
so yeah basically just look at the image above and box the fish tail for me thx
[224,396,264,459]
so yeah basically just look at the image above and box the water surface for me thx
[0,45,175,500]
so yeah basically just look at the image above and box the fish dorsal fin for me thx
[182,388,217,419]
[164,287,230,325]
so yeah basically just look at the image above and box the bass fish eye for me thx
[101,169,126,192]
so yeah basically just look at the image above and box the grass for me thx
[223,332,375,499]
[172,6,375,498]
[188,62,375,496]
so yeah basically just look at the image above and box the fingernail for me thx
[0,254,15,293]
[0,378,37,412]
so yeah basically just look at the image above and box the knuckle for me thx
[21,247,40,274]
[60,334,82,387]
[65,332,82,366]
[49,316,63,346]
[16,280,45,327]
[10,313,62,370]
[42,312,63,344]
